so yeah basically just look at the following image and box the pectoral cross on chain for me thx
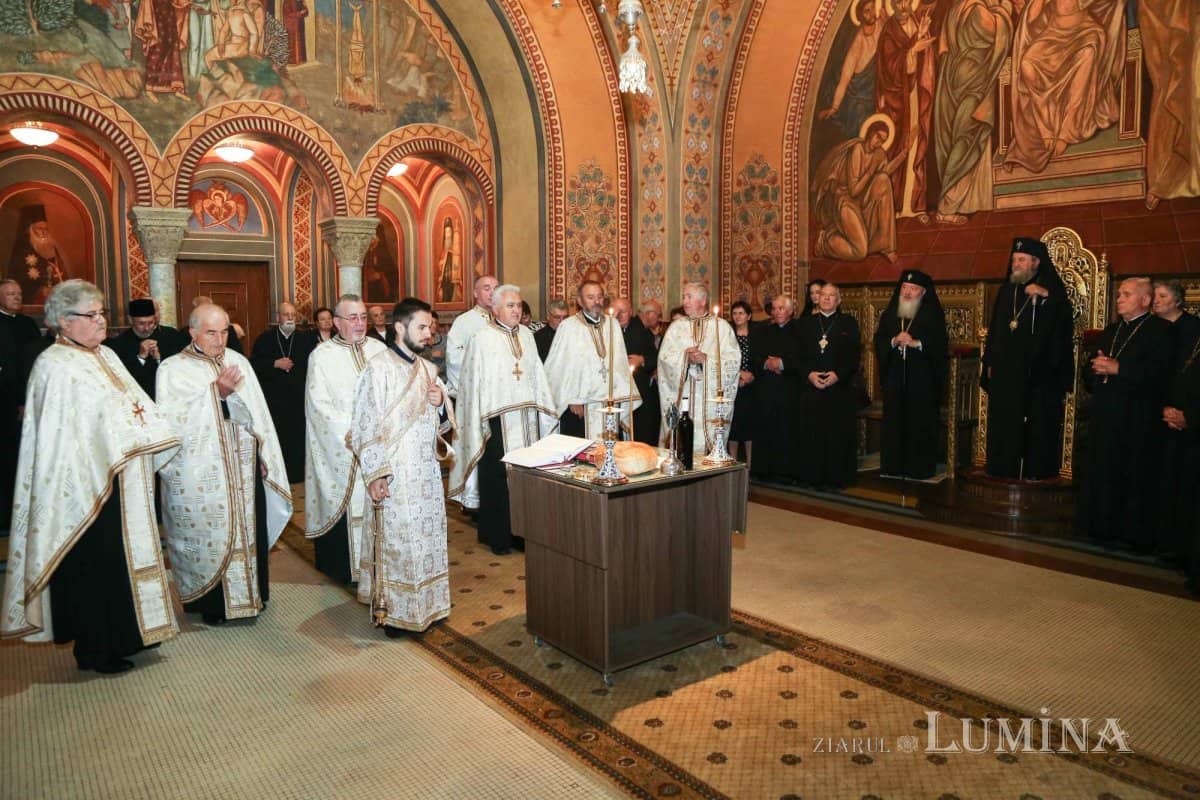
[131,402,147,426]
[512,361,524,381]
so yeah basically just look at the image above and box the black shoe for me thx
[511,537,525,553]
[491,546,511,556]
[93,658,135,675]
[384,626,407,639]
[202,612,227,626]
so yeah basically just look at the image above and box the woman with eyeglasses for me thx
[0,279,181,674]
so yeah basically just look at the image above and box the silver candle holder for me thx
[660,402,684,477]
[702,395,735,465]
[592,405,629,486]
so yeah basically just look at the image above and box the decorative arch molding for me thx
[493,0,566,292]
[0,73,158,207]
[162,102,352,214]
[358,128,495,211]
[781,0,842,274]
[577,0,632,303]
[718,0,772,309]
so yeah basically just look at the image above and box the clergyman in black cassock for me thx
[981,238,1075,480]
[0,278,40,524]
[1152,280,1200,561]
[873,270,948,479]
[617,299,660,446]
[796,284,862,488]
[102,298,185,399]
[750,298,804,482]
[1076,278,1172,550]
[250,302,313,483]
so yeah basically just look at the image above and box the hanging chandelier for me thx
[552,0,651,96]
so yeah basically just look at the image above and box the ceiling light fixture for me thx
[387,162,409,178]
[552,0,649,95]
[10,122,59,147]
[214,142,254,163]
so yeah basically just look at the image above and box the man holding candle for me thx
[545,280,640,439]
[657,282,740,453]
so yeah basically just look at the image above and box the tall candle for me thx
[607,307,615,404]
[629,364,637,442]
[712,304,723,398]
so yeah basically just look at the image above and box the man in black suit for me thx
[614,298,660,445]
[103,298,185,399]
[0,278,41,525]
[534,299,569,361]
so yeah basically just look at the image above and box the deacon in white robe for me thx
[304,294,387,584]
[1,280,179,674]
[449,284,557,554]
[544,279,640,439]
[351,297,455,636]
[658,282,740,453]
[157,304,293,625]
[444,273,498,397]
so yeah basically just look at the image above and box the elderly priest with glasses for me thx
[1,280,180,674]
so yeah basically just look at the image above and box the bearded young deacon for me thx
[444,274,499,397]
[544,279,639,438]
[351,297,455,635]
[304,294,387,584]
[103,297,185,399]
[872,270,948,479]
[449,284,557,555]
[157,303,293,625]
[981,238,1075,480]
[657,281,740,452]
[2,280,180,674]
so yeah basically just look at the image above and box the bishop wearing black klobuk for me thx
[103,298,185,399]
[1152,280,1200,562]
[250,301,314,483]
[1076,278,1172,550]
[796,285,862,488]
[981,238,1076,480]
[749,296,804,483]
[873,270,949,479]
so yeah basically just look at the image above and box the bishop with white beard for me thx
[544,279,639,438]
[449,284,557,555]
[657,282,740,453]
[351,298,455,635]
[304,294,387,584]
[157,304,293,625]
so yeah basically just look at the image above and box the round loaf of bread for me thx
[588,441,659,475]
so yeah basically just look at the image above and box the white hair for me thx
[491,283,521,308]
[44,279,104,331]
[681,282,709,302]
[189,303,230,330]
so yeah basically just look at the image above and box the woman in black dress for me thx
[727,300,756,462]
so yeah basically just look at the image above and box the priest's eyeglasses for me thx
[67,310,107,321]
[336,313,370,322]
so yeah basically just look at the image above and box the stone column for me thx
[319,217,380,297]
[130,206,191,327]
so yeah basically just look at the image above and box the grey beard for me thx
[133,328,154,339]
[897,298,920,320]
[31,238,57,260]
[1010,268,1034,285]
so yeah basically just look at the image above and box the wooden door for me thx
[177,261,270,344]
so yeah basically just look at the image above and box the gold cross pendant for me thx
[132,402,147,425]
[512,362,523,381]
[1009,319,1019,331]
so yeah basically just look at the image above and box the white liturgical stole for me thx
[657,314,740,452]
[544,312,640,438]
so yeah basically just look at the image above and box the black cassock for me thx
[873,302,948,479]
[102,324,185,399]
[623,316,660,446]
[1,311,40,522]
[981,283,1075,480]
[750,319,803,481]
[250,327,314,483]
[534,325,556,362]
[1076,313,1172,548]
[1155,312,1200,558]
[796,311,861,487]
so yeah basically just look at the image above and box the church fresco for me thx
[187,178,265,234]
[0,0,475,162]
[0,183,94,307]
[807,0,1199,264]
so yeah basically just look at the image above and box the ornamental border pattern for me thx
[291,171,315,318]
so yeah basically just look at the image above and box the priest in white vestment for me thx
[157,304,293,625]
[351,297,455,635]
[658,282,740,453]
[449,284,557,555]
[544,279,640,439]
[444,273,498,397]
[1,280,179,674]
[304,293,387,584]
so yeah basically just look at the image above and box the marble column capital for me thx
[130,206,191,266]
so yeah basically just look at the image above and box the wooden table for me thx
[507,460,748,684]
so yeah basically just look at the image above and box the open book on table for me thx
[501,433,594,468]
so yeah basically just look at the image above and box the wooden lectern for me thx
[508,462,747,685]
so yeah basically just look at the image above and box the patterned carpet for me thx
[283,510,1200,800]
